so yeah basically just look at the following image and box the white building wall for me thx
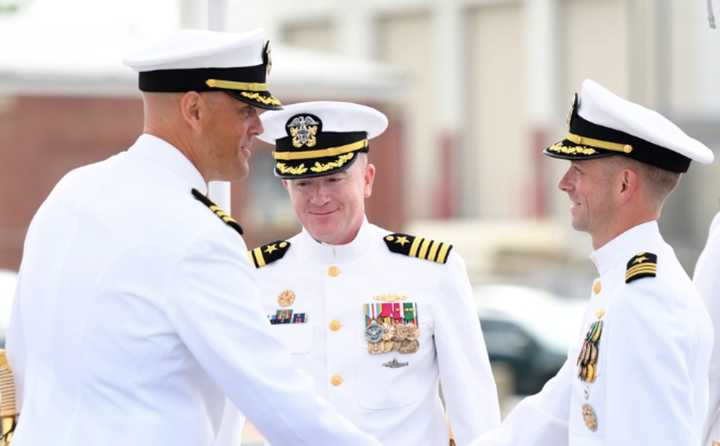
[376,12,436,218]
[227,0,720,233]
[466,2,529,218]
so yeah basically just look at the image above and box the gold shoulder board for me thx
[625,252,657,284]
[191,189,243,236]
[0,350,18,444]
[383,232,452,264]
[247,240,291,268]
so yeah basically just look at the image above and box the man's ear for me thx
[179,92,203,130]
[281,179,289,190]
[618,168,640,204]
[364,163,376,198]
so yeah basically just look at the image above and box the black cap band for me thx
[139,64,267,92]
[275,131,367,154]
[546,96,692,173]
[569,106,691,173]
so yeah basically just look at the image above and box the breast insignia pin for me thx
[382,358,409,369]
[277,289,295,308]
[581,403,598,432]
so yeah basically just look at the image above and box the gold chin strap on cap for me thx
[205,79,268,92]
[0,350,17,445]
[566,133,633,154]
[272,140,368,161]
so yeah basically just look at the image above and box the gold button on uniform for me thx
[331,374,343,386]
[592,280,602,295]
[328,265,340,277]
[329,320,342,331]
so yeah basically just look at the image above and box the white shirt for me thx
[229,220,500,445]
[6,134,380,446]
[694,211,720,446]
[472,221,713,446]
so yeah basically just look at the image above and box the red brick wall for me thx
[0,95,406,270]
[0,96,144,270]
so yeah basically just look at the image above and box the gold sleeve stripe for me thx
[246,250,254,265]
[252,247,266,268]
[418,238,432,259]
[436,243,451,264]
[427,240,440,262]
[408,237,422,257]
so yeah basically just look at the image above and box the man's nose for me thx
[558,170,572,192]
[309,184,330,204]
[250,114,263,135]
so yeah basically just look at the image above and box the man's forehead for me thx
[294,171,348,182]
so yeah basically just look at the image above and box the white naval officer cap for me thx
[545,79,714,172]
[257,101,389,179]
[123,29,282,110]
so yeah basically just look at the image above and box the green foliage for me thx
[0,2,19,15]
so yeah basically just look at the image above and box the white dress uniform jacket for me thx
[472,221,712,446]
[6,134,380,446]
[695,211,720,446]
[244,220,500,445]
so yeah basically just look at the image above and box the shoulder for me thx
[621,250,701,315]
[696,213,720,271]
[381,232,454,265]
[624,250,692,290]
[158,189,248,260]
[709,211,720,237]
[190,189,244,237]
[247,240,292,268]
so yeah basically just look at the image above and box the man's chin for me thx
[305,223,342,244]
[218,163,250,182]
[570,219,589,233]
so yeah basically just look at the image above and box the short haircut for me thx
[607,156,681,206]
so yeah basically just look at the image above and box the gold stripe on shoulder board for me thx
[191,188,243,236]
[383,233,453,264]
[247,240,291,269]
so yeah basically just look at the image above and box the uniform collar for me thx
[589,220,662,275]
[129,133,208,195]
[298,217,376,263]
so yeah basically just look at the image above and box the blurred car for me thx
[475,284,586,398]
[0,269,18,348]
